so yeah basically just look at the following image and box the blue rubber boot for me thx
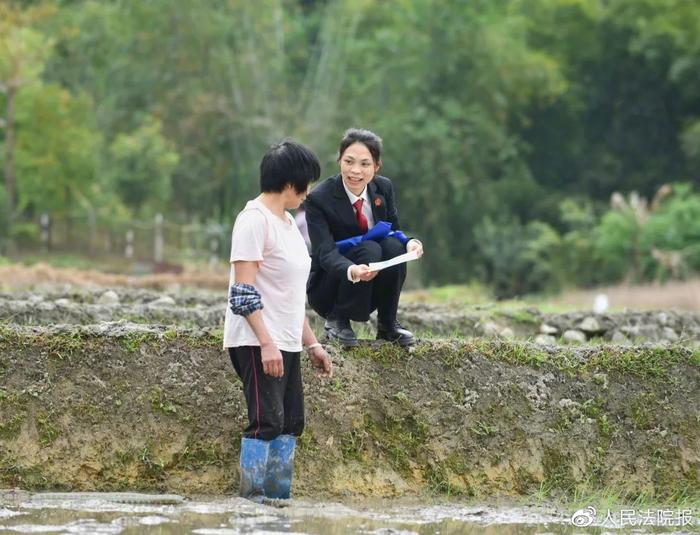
[263,435,297,499]
[239,437,270,500]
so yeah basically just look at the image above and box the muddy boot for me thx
[263,435,296,499]
[239,437,270,500]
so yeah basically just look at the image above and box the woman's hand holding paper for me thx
[350,264,379,282]
[407,239,423,258]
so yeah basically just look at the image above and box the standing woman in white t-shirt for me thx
[224,140,332,501]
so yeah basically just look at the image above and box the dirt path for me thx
[0,263,228,291]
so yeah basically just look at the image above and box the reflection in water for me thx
[0,493,696,534]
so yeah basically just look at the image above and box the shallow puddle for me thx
[0,493,697,534]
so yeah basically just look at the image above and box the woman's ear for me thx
[375,160,382,174]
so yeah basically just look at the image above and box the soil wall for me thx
[1,324,698,500]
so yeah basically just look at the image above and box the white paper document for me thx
[368,249,420,272]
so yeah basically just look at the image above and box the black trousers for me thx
[323,237,407,323]
[228,346,304,441]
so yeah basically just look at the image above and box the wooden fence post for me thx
[154,213,164,263]
[125,229,134,259]
[88,209,97,255]
[40,213,50,253]
[209,235,219,267]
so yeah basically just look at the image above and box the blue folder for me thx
[335,221,409,254]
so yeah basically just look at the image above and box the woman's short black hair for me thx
[260,139,321,194]
[338,128,383,164]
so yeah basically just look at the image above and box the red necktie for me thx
[353,198,368,233]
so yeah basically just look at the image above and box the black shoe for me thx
[376,320,415,347]
[324,317,358,347]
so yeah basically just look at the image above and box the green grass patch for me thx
[0,391,28,440]
[468,339,553,368]
[175,440,232,469]
[470,420,498,437]
[496,308,539,324]
[118,333,153,354]
[342,339,697,382]
[582,345,692,381]
[159,330,223,349]
[425,453,473,496]
[340,424,369,463]
[548,485,700,513]
[542,446,577,493]
[0,327,97,360]
[0,414,26,439]
[148,387,178,415]
[365,413,429,476]
[43,331,95,360]
[0,325,29,350]
[298,429,319,454]
[454,339,695,381]
[403,282,493,305]
[0,453,60,489]
[36,411,60,446]
[338,411,430,469]
[628,393,659,430]
[138,445,167,480]
[349,342,406,365]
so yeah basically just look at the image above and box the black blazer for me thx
[304,174,402,295]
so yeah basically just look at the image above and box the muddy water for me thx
[0,493,697,534]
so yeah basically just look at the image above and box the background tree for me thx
[0,3,54,231]
[108,116,179,217]
[2,0,700,294]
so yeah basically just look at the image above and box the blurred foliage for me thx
[108,115,179,216]
[592,209,640,284]
[8,221,40,248]
[1,0,700,296]
[403,282,495,306]
[475,216,564,299]
[573,183,700,286]
[15,84,100,214]
[639,184,700,278]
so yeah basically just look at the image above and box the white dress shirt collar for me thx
[342,179,369,205]
[341,178,375,231]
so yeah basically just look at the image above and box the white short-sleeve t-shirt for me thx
[223,198,311,352]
